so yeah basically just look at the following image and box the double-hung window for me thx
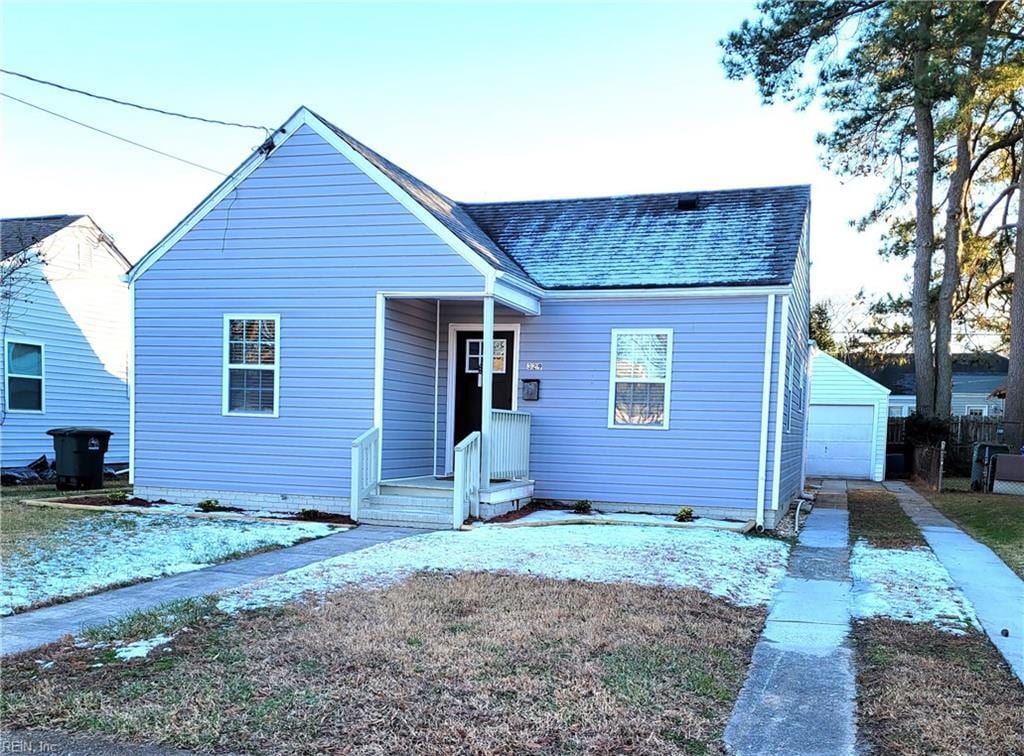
[608,329,672,429]
[223,315,280,416]
[5,340,44,412]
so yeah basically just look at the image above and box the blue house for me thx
[2,215,131,467]
[128,107,810,529]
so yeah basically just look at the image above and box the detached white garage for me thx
[807,349,890,481]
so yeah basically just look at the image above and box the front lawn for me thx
[918,482,1024,579]
[2,573,764,754]
[0,501,337,615]
[846,486,1024,753]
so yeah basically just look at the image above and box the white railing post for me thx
[453,431,481,528]
[351,426,380,522]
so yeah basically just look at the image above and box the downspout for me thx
[432,299,440,477]
[756,295,777,530]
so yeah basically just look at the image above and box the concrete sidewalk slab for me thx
[725,499,856,756]
[0,525,417,657]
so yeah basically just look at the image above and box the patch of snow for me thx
[493,509,744,529]
[1,513,337,615]
[219,524,789,613]
[850,539,978,633]
[114,633,173,660]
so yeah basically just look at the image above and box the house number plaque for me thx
[526,362,543,371]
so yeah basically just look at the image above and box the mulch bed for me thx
[57,496,156,508]
[484,499,567,524]
[288,511,356,526]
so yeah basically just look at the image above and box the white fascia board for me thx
[541,284,791,300]
[494,278,541,315]
[298,110,499,281]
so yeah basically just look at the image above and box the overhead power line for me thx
[0,68,269,132]
[2,92,228,176]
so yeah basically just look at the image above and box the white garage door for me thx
[807,404,875,479]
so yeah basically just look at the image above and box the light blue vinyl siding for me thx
[436,296,775,511]
[382,299,438,479]
[778,232,811,509]
[133,125,483,498]
[1,230,129,466]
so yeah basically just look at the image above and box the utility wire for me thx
[0,68,269,133]
[2,92,228,176]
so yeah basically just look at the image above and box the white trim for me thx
[128,281,136,483]
[606,328,673,430]
[432,299,440,477]
[544,284,791,300]
[964,405,989,417]
[770,295,790,511]
[3,337,45,413]
[373,293,386,474]
[756,295,776,528]
[221,314,281,418]
[494,278,542,315]
[444,321,521,474]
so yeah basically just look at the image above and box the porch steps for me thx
[359,494,456,530]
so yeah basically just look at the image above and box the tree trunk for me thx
[911,9,936,418]
[1006,138,1024,450]
[935,134,971,419]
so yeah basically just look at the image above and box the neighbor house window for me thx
[223,315,279,416]
[965,406,988,418]
[5,340,44,412]
[608,329,672,429]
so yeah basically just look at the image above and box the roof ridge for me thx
[460,184,811,208]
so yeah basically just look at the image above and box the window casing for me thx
[222,315,280,417]
[608,329,672,429]
[965,405,988,418]
[5,340,44,412]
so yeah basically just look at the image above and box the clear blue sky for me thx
[1,0,907,310]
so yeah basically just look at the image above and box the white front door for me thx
[806,404,874,479]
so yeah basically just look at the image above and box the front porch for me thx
[351,292,539,529]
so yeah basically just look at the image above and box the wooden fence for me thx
[888,416,1024,476]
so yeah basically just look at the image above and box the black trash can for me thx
[46,427,113,491]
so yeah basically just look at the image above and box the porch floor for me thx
[382,475,531,495]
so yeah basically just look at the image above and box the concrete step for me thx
[360,493,458,530]
[378,482,453,499]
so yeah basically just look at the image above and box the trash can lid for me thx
[46,427,114,437]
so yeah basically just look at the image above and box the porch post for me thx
[480,295,495,487]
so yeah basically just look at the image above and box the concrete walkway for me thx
[885,481,1024,683]
[0,525,417,657]
[725,480,856,756]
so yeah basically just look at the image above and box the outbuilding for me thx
[806,348,889,481]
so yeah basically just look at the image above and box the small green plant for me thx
[573,499,592,514]
[197,499,221,513]
[106,491,128,504]
[297,508,324,521]
[675,506,694,523]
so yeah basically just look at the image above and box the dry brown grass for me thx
[2,572,765,755]
[854,619,1024,755]
[847,488,926,548]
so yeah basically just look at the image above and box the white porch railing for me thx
[490,409,531,481]
[350,426,380,521]
[453,431,481,527]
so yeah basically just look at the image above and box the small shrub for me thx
[675,506,694,523]
[297,508,324,521]
[573,499,592,514]
[197,499,221,513]
[105,491,128,504]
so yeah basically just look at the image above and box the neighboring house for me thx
[806,348,889,481]
[1,215,132,466]
[127,107,811,529]
[846,353,1007,417]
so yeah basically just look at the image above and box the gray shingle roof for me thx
[463,185,811,289]
[847,353,1009,395]
[307,111,532,282]
[1,215,83,259]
